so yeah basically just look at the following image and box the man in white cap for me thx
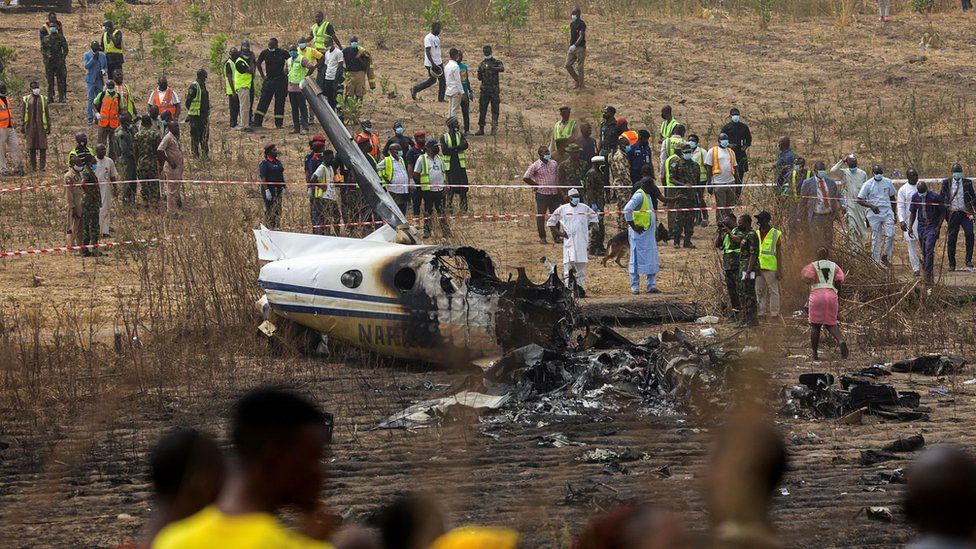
[547,187,598,295]
[830,153,869,248]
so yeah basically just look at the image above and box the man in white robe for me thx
[547,188,598,292]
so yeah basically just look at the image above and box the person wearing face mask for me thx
[416,140,452,238]
[258,143,286,228]
[558,143,588,202]
[443,48,464,122]
[111,70,136,119]
[608,135,633,229]
[21,81,49,173]
[666,143,700,249]
[475,45,504,136]
[440,116,469,212]
[156,121,184,213]
[239,41,257,126]
[660,124,685,182]
[754,211,783,321]
[93,79,121,148]
[617,118,637,147]
[624,175,663,294]
[856,165,898,266]
[298,37,323,72]
[704,132,739,212]
[551,106,578,162]
[101,20,124,77]
[39,12,63,43]
[67,131,95,167]
[41,21,69,103]
[721,108,751,183]
[0,83,24,176]
[342,36,375,101]
[93,143,118,236]
[687,134,709,227]
[113,112,137,204]
[185,69,211,158]
[783,157,813,198]
[940,163,976,271]
[83,42,107,125]
[909,181,947,284]
[134,116,162,206]
[598,105,620,156]
[585,156,610,255]
[897,168,923,277]
[319,36,344,110]
[798,161,841,251]
[305,135,334,235]
[523,145,562,244]
[253,38,290,129]
[148,77,181,127]
[566,7,586,89]
[547,188,599,295]
[378,143,411,213]
[223,48,242,129]
[405,130,427,216]
[383,122,414,156]
[627,130,653,185]
[76,153,103,256]
[285,46,314,134]
[356,119,380,162]
[829,153,869,248]
[412,22,446,102]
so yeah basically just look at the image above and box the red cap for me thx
[616,117,627,128]
[310,134,326,143]
[413,130,426,138]
[264,143,277,152]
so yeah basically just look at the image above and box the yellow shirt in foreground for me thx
[152,505,335,549]
[431,526,520,549]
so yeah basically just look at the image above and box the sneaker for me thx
[949,264,957,271]
[968,262,974,269]
[673,241,680,248]
[683,242,696,249]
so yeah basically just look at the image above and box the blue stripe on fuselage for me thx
[259,280,401,304]
[271,303,412,321]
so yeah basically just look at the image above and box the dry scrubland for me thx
[3,0,976,546]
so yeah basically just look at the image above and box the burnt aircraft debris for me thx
[890,354,967,376]
[786,369,928,421]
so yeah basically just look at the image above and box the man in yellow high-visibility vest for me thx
[755,210,782,320]
[624,178,664,294]
[550,106,578,162]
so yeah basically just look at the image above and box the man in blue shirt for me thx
[909,181,947,284]
[627,129,653,184]
[258,143,286,229]
[83,42,108,125]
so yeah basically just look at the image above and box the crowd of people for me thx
[122,385,976,549]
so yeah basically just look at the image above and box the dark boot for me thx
[474,126,484,136]
[28,150,37,172]
[39,149,47,171]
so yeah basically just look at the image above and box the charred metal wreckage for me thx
[254,78,575,363]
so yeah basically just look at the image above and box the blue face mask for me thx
[570,197,580,206]
[625,145,632,152]
[395,127,404,135]
[298,43,307,49]
[571,14,578,20]
[817,170,827,179]
[873,174,883,181]
[719,139,729,148]
[953,172,963,180]
[682,153,692,160]
[289,51,298,58]
[849,167,857,174]
[544,154,552,161]
[350,41,359,48]
[688,142,698,150]
[731,115,741,123]
[397,150,404,158]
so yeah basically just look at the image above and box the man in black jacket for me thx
[940,162,976,270]
[721,107,752,183]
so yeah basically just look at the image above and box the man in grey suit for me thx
[798,160,841,251]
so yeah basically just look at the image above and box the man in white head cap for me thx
[829,153,869,248]
[547,187,599,295]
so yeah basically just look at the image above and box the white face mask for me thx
[31,88,40,96]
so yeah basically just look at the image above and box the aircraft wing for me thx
[301,77,410,232]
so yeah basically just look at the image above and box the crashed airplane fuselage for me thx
[255,228,575,363]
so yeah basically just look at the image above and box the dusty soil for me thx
[3,3,976,547]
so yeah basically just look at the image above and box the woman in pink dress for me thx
[801,247,849,360]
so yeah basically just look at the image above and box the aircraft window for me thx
[341,270,363,288]
[394,267,416,291]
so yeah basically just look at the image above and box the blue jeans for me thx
[630,272,657,292]
[86,81,102,123]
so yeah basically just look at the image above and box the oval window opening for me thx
[341,270,363,289]
[394,267,416,291]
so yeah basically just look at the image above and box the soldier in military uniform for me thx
[737,214,760,327]
[113,113,137,204]
[598,105,619,156]
[557,143,588,198]
[41,24,69,103]
[667,143,700,248]
[134,116,162,206]
[475,45,503,136]
[584,155,608,255]
[67,153,101,256]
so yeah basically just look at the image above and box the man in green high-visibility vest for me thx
[184,69,210,159]
[755,210,782,321]
[310,12,341,52]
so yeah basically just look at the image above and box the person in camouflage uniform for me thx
[113,113,137,204]
[607,135,631,230]
[71,153,101,256]
[41,25,69,102]
[598,105,619,156]
[584,155,608,255]
[667,143,700,248]
[475,45,503,136]
[557,143,588,198]
[737,214,760,327]
[134,116,162,205]
[714,212,743,313]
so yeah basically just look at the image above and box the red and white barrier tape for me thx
[0,235,191,259]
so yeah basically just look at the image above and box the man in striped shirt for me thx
[523,145,562,244]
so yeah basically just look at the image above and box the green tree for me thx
[491,0,530,43]
[209,34,228,73]
[753,0,772,29]
[0,45,15,80]
[103,0,132,30]
[424,0,452,28]
[150,30,184,70]
[187,3,212,33]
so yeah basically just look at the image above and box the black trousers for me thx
[461,96,470,133]
[322,78,340,110]
[188,116,208,158]
[947,210,975,267]
[410,186,422,216]
[535,193,561,240]
[288,92,308,131]
[391,192,411,215]
[413,66,445,101]
[253,76,287,127]
[478,92,500,130]
[227,92,240,128]
[262,185,284,229]
[725,269,741,311]
[422,190,451,236]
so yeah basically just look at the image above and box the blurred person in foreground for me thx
[904,445,976,549]
[574,504,691,549]
[802,247,849,360]
[152,386,338,549]
[128,428,224,548]
[372,493,446,549]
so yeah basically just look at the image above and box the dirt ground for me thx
[4,2,976,547]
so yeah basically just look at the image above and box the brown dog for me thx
[601,224,670,267]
